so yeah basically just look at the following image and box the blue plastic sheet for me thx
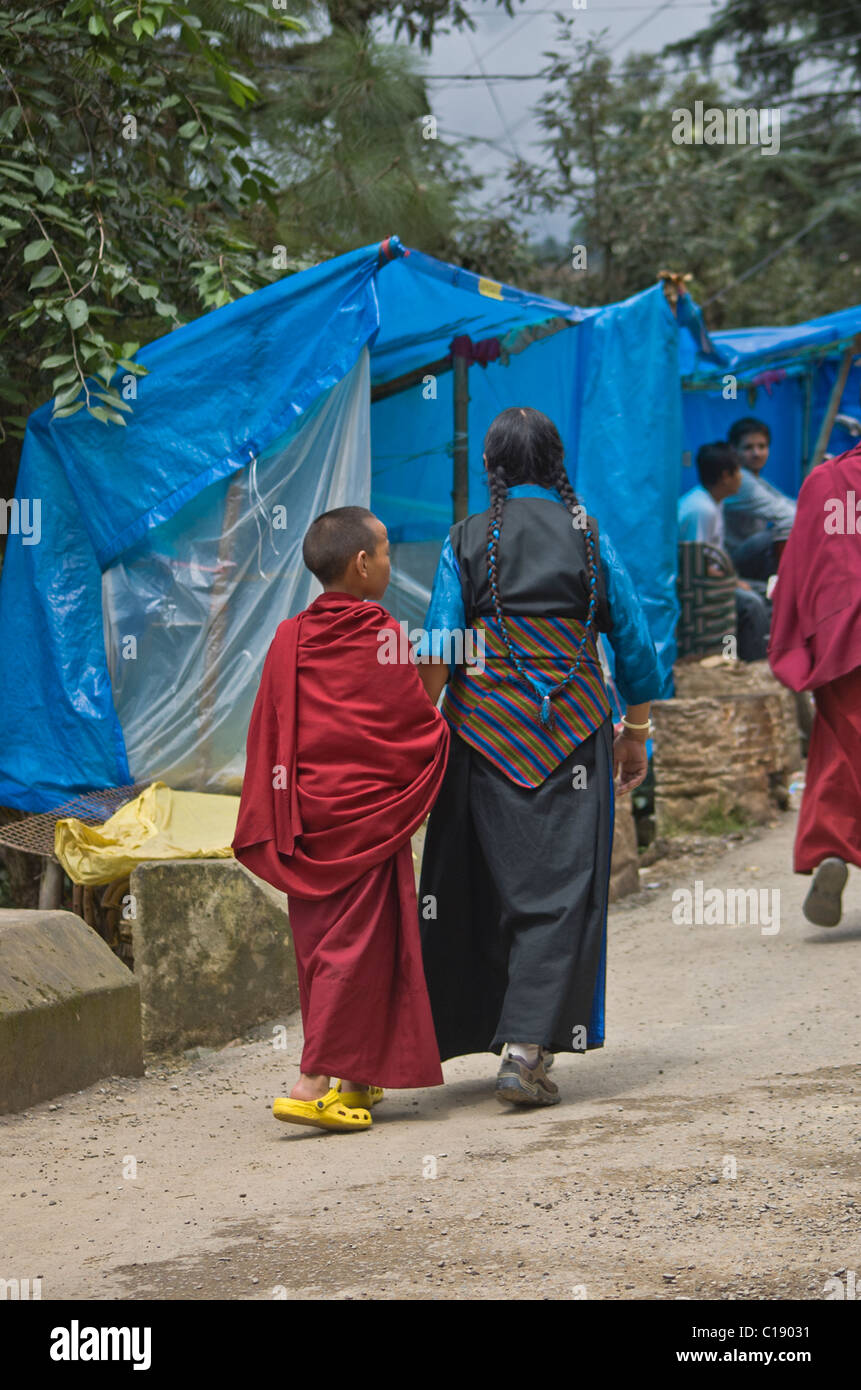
[0,245,384,810]
[573,285,683,698]
[15,238,853,810]
[370,280,684,702]
[680,300,861,498]
[680,302,861,380]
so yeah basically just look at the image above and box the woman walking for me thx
[417,406,662,1106]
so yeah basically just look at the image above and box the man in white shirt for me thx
[678,461,735,549]
[678,442,770,661]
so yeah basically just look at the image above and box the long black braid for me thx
[485,407,600,729]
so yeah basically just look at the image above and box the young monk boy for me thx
[233,507,449,1132]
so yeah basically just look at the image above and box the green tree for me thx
[247,25,481,261]
[510,21,861,328]
[0,0,530,502]
[669,0,861,117]
[663,0,861,323]
[0,0,305,486]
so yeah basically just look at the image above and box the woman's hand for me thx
[613,728,649,794]
[417,656,449,706]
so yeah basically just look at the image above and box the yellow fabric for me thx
[54,782,239,886]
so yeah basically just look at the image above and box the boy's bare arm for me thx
[417,657,449,705]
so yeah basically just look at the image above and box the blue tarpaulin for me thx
[10,237,842,813]
[0,244,385,810]
[680,300,861,499]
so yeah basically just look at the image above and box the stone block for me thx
[609,794,640,902]
[652,660,799,833]
[672,658,801,771]
[128,858,297,1051]
[0,909,143,1114]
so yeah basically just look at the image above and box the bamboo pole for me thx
[199,474,244,785]
[452,352,470,522]
[371,356,453,404]
[810,336,861,470]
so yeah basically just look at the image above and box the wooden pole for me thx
[801,366,813,477]
[452,351,470,522]
[38,858,64,910]
[199,473,244,784]
[810,336,861,470]
[371,356,453,404]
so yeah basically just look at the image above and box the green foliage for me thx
[0,0,304,445]
[249,27,480,260]
[669,0,861,110]
[509,18,861,328]
[697,805,750,837]
[0,0,522,472]
[324,0,522,54]
[7,0,855,491]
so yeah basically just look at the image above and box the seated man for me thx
[723,417,796,580]
[678,441,770,662]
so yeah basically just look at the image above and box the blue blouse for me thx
[419,484,662,707]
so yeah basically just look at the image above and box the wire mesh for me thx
[0,783,148,860]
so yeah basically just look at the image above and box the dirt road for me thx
[3,811,860,1301]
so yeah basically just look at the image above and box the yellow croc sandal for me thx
[334,1080,385,1108]
[272,1087,371,1132]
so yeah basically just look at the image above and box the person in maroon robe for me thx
[768,440,861,927]
[233,507,449,1131]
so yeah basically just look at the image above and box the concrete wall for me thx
[0,910,143,1114]
[128,858,297,1051]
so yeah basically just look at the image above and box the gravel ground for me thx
[3,809,860,1302]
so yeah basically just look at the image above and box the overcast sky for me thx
[390,1,723,241]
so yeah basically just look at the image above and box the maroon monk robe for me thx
[768,441,861,872]
[232,592,450,1087]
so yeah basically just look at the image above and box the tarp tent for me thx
[0,236,689,812]
[680,301,861,499]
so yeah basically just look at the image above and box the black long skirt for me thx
[419,719,614,1061]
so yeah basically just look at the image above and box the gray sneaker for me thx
[803,857,848,927]
[495,1054,560,1107]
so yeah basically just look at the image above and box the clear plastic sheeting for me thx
[385,564,433,629]
[385,541,445,628]
[102,350,371,794]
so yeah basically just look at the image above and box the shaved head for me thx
[302,506,380,585]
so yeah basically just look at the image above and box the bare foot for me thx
[341,1080,369,1094]
[289,1072,329,1102]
